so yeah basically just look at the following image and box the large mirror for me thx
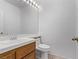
[0,0,39,35]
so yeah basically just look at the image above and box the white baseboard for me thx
[48,52,71,59]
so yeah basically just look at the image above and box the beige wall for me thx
[39,0,77,59]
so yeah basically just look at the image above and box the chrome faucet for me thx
[0,32,3,35]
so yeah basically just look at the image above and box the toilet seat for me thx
[39,44,50,49]
[36,44,50,52]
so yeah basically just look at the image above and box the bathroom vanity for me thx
[0,38,36,59]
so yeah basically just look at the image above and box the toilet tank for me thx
[31,36,41,47]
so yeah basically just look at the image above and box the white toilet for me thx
[37,44,50,59]
[35,37,50,59]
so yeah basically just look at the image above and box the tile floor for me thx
[48,54,64,59]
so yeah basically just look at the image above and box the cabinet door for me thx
[23,51,35,59]
[16,42,35,59]
[0,52,15,59]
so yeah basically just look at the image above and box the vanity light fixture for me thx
[23,0,41,10]
[23,0,26,2]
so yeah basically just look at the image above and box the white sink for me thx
[0,38,34,45]
[0,40,13,45]
[0,35,17,41]
[0,37,8,40]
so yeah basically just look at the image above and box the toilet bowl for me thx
[34,37,50,59]
[38,44,50,52]
[37,44,50,59]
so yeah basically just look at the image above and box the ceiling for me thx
[5,0,27,7]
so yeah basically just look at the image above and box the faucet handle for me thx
[0,32,3,34]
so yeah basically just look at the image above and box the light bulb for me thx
[26,0,30,4]
[35,4,38,7]
[29,3,32,6]
[33,1,36,5]
[30,0,33,2]
[35,3,39,8]
[23,0,26,2]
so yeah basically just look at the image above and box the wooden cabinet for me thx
[0,42,36,59]
[23,51,35,59]
[0,50,15,59]
[16,42,35,59]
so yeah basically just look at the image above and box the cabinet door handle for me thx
[72,37,78,42]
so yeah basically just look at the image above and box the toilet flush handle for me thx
[33,36,43,44]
